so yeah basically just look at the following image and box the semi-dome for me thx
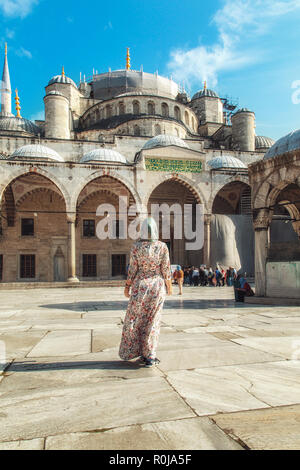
[264,129,300,160]
[0,116,40,135]
[255,135,275,150]
[9,144,64,162]
[91,70,178,100]
[192,89,219,100]
[48,74,77,88]
[207,155,247,169]
[142,134,189,150]
[81,148,127,164]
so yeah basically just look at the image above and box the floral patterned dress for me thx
[119,240,171,361]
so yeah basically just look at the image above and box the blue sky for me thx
[1,0,300,140]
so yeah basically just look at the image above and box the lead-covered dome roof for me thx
[9,144,64,162]
[142,134,189,150]
[91,70,178,100]
[48,74,77,88]
[255,135,275,150]
[264,129,300,160]
[207,155,247,169]
[0,116,40,135]
[81,148,127,164]
[192,89,219,100]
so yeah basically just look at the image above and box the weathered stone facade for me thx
[0,49,277,283]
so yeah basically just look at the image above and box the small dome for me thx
[0,116,40,135]
[264,129,300,160]
[255,135,275,150]
[207,155,247,169]
[142,134,189,150]
[48,74,76,88]
[9,144,64,162]
[192,89,219,100]
[233,108,254,116]
[81,148,127,164]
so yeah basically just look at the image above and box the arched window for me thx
[133,101,140,115]
[192,116,195,130]
[105,105,112,119]
[161,103,169,117]
[100,108,104,120]
[174,106,181,121]
[119,102,125,115]
[133,125,140,136]
[148,101,155,114]
[95,109,100,122]
[154,124,161,136]
[185,111,190,126]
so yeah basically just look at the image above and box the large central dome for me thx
[91,70,178,100]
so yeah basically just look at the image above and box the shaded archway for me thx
[148,178,202,266]
[269,183,300,260]
[211,181,253,274]
[0,173,68,282]
[76,175,137,280]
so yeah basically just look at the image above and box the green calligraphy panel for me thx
[145,158,202,173]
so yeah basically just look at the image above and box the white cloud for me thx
[5,28,15,39]
[16,47,32,59]
[0,0,39,19]
[104,21,113,31]
[168,0,300,89]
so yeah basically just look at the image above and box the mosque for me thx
[0,44,298,296]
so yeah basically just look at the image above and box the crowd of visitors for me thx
[178,266,238,287]
[172,265,254,301]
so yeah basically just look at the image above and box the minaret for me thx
[0,43,12,116]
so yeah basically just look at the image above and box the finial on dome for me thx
[62,66,65,77]
[5,43,7,56]
[15,89,21,118]
[126,48,131,70]
[204,80,207,90]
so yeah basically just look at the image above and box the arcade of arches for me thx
[0,172,281,283]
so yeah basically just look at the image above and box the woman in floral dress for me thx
[119,218,172,367]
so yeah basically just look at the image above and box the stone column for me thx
[203,214,211,267]
[67,213,79,283]
[253,209,271,297]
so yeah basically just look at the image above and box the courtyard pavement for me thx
[0,285,300,450]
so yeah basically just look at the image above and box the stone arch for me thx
[145,173,206,210]
[211,180,251,215]
[0,168,71,212]
[174,106,181,121]
[73,171,142,212]
[133,101,140,115]
[208,174,250,213]
[148,101,155,115]
[15,187,65,209]
[267,179,300,208]
[161,102,169,117]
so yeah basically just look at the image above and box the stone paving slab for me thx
[157,344,283,372]
[0,286,299,449]
[212,405,300,450]
[1,353,163,390]
[0,331,47,359]
[166,360,300,415]
[44,417,243,450]
[0,377,195,442]
[231,336,300,360]
[27,330,92,357]
[0,438,45,450]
